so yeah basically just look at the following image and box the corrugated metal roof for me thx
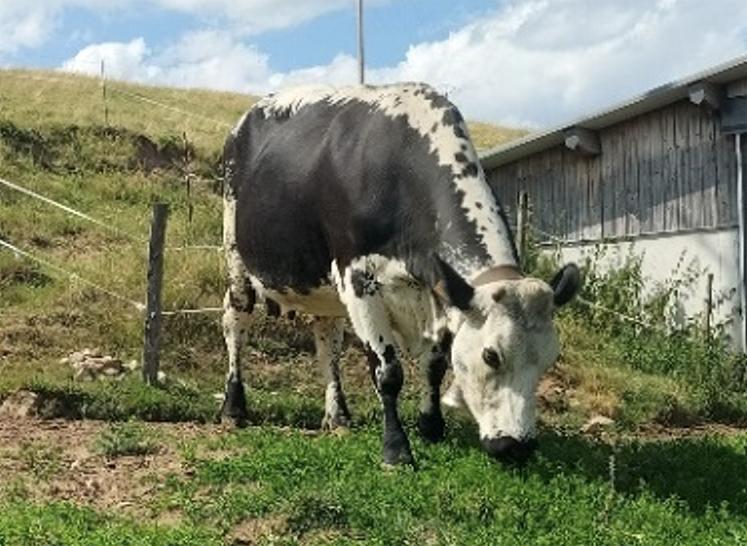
[479,54,747,170]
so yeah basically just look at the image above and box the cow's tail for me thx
[222,131,238,253]
[222,127,256,315]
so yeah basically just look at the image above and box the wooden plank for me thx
[542,146,566,239]
[649,109,665,232]
[636,114,653,233]
[701,107,717,229]
[689,104,705,228]
[586,150,603,240]
[600,129,616,238]
[715,132,737,226]
[563,148,580,240]
[628,118,641,236]
[675,102,692,230]
[662,103,678,230]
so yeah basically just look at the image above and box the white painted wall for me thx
[546,227,743,349]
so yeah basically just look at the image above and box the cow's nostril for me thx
[481,436,537,465]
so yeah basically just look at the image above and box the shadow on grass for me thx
[442,413,747,516]
[533,430,747,516]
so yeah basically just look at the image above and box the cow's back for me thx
[226,85,444,294]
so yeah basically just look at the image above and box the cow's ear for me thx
[432,254,474,311]
[550,263,581,307]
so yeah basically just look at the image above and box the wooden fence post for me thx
[100,59,109,126]
[182,132,194,224]
[516,191,529,266]
[704,272,714,341]
[142,203,169,385]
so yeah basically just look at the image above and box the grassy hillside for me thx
[0,69,526,152]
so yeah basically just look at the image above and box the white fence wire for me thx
[1,64,666,329]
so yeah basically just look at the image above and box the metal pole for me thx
[357,0,365,85]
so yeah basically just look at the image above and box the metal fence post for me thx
[142,203,169,385]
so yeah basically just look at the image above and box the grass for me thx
[3,424,747,545]
[95,421,159,457]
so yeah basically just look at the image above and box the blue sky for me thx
[2,1,747,127]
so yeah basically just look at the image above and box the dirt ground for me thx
[0,418,229,522]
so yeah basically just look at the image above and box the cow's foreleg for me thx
[338,265,414,466]
[220,266,255,426]
[313,317,351,430]
[417,338,449,443]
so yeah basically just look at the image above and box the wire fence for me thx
[0,63,671,385]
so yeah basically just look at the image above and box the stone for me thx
[581,415,615,434]
[0,390,41,418]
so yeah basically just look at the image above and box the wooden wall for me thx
[485,98,741,242]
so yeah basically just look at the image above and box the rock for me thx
[0,390,41,418]
[581,415,615,434]
[124,359,139,372]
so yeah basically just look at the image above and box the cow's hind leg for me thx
[220,264,255,426]
[313,317,351,430]
[337,263,414,466]
[417,334,451,443]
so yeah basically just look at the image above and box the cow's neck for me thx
[433,171,520,282]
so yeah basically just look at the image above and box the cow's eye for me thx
[482,348,502,369]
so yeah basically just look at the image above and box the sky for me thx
[2,0,747,128]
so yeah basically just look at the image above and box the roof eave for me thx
[479,54,747,170]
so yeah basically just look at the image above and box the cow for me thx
[220,83,581,466]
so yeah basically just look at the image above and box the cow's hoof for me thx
[383,431,415,466]
[417,411,445,443]
[322,412,351,431]
[221,379,249,428]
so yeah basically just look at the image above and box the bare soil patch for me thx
[0,417,226,518]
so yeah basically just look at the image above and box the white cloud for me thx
[0,3,59,54]
[58,0,747,127]
[368,0,747,127]
[154,0,365,35]
[62,32,273,93]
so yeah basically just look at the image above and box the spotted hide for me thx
[221,83,581,466]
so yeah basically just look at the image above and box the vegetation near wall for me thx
[1,69,747,545]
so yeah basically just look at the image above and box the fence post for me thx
[142,203,169,385]
[182,132,194,224]
[516,191,529,266]
[704,272,714,341]
[100,59,109,126]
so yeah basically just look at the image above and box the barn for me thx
[480,55,747,350]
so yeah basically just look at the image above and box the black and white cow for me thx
[221,83,581,466]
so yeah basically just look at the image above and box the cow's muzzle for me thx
[481,436,538,465]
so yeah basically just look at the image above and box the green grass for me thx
[3,425,747,545]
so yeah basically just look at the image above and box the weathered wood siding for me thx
[486,99,740,242]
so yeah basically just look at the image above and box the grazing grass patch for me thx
[95,421,159,457]
[0,501,221,546]
[6,425,741,545]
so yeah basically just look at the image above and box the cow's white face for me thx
[442,265,580,463]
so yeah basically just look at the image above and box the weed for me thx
[17,442,63,480]
[95,421,159,457]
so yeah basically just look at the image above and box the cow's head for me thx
[435,260,581,464]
